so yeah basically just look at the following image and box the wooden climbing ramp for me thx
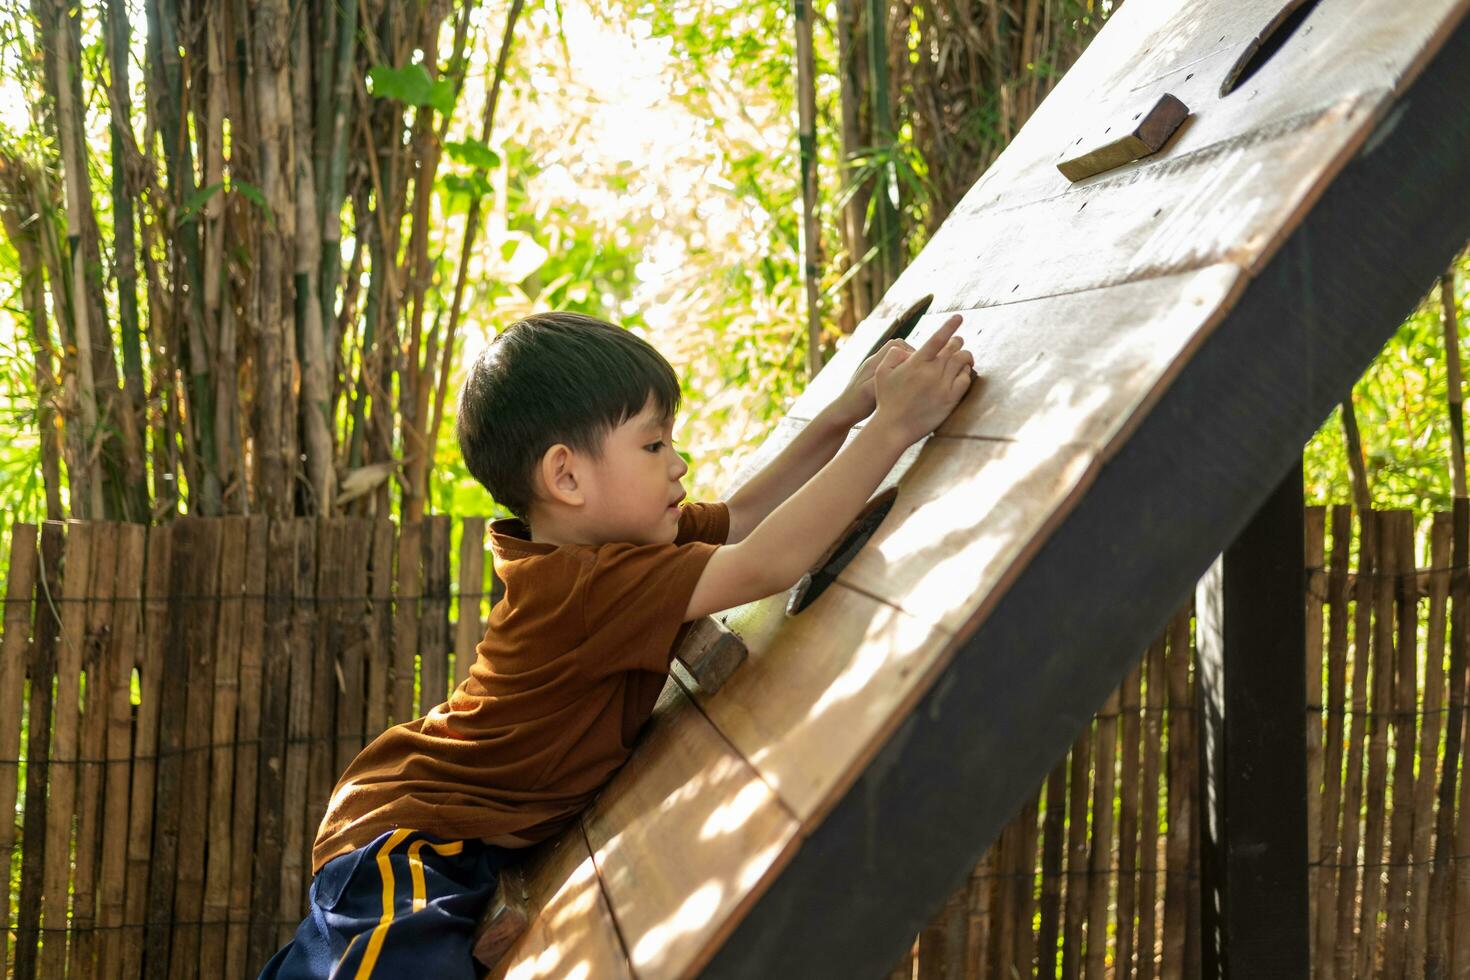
[488,1,1470,977]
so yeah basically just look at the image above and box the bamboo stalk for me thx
[1304,505,1327,967]
[1406,512,1451,979]
[1334,507,1377,979]
[1115,661,1144,980]
[1445,271,1466,497]
[1061,723,1091,980]
[1012,788,1042,977]
[1315,504,1353,980]
[1357,511,1398,977]
[796,0,824,380]
[1137,637,1165,980]
[0,524,39,973]
[226,517,269,980]
[1037,756,1068,980]
[1084,686,1120,980]
[249,517,293,967]
[1383,512,1421,975]
[1161,605,1193,980]
[455,517,487,690]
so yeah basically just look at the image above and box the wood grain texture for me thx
[0,524,37,974]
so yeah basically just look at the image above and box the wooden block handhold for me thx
[472,862,529,970]
[674,616,749,693]
[1057,93,1189,181]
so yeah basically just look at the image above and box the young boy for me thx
[259,309,974,978]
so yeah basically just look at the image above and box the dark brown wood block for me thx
[1057,92,1189,181]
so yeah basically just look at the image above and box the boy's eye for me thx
[646,441,665,453]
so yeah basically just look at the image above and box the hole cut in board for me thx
[787,486,899,616]
[864,295,933,360]
[1221,0,1323,96]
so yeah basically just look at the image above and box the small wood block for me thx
[472,862,529,970]
[1057,93,1189,181]
[674,615,749,692]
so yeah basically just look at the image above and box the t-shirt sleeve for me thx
[674,500,730,546]
[577,538,722,677]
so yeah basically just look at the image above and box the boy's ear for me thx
[537,443,585,506]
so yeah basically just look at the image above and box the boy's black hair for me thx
[457,311,683,524]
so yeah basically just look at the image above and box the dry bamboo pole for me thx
[796,0,824,380]
[455,517,487,689]
[1406,513,1452,980]
[14,522,63,980]
[292,6,338,514]
[834,0,875,328]
[1450,670,1470,976]
[1161,607,1193,980]
[39,520,93,976]
[1305,506,1327,967]
[419,516,451,713]
[308,522,343,879]
[226,516,269,980]
[394,521,423,724]
[1084,687,1120,980]
[365,520,395,735]
[1335,506,1377,979]
[1316,504,1353,980]
[98,523,143,979]
[1037,757,1068,979]
[963,848,994,980]
[1446,272,1466,498]
[1061,723,1092,980]
[1384,512,1421,974]
[1358,511,1399,977]
[122,522,170,977]
[0,524,39,972]
[168,520,223,978]
[201,517,248,977]
[70,522,120,977]
[1115,661,1144,980]
[1137,637,1166,980]
[250,517,294,966]
[986,817,1017,975]
[278,519,317,944]
[918,877,967,980]
[337,518,372,766]
[47,0,103,518]
[1012,788,1042,976]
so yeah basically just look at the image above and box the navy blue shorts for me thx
[258,829,514,979]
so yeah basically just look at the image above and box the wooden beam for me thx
[697,12,1470,976]
[1195,460,1309,978]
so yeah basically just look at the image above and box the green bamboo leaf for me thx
[368,63,435,106]
[230,179,276,226]
[445,138,500,170]
[180,181,225,221]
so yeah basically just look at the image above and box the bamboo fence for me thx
[1,505,1467,978]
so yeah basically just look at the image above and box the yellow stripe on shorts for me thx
[351,828,412,979]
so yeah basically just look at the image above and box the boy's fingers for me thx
[918,314,964,359]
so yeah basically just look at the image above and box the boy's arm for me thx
[725,403,857,544]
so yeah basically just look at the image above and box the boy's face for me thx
[534,393,689,546]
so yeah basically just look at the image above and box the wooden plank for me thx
[418,515,451,714]
[225,516,268,980]
[1383,511,1420,973]
[1405,512,1451,979]
[249,517,293,967]
[14,522,62,980]
[39,520,94,977]
[393,520,422,724]
[201,517,248,979]
[338,517,372,765]
[167,518,223,978]
[485,833,632,980]
[70,521,119,978]
[455,516,487,690]
[581,681,801,980]
[364,520,395,737]
[98,524,144,980]
[0,524,38,974]
[278,518,317,944]
[1314,504,1351,980]
[123,522,170,979]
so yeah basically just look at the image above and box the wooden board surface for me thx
[493,2,1470,977]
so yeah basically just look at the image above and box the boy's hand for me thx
[871,313,975,445]
[828,338,916,426]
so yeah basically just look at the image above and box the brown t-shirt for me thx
[311,501,730,873]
